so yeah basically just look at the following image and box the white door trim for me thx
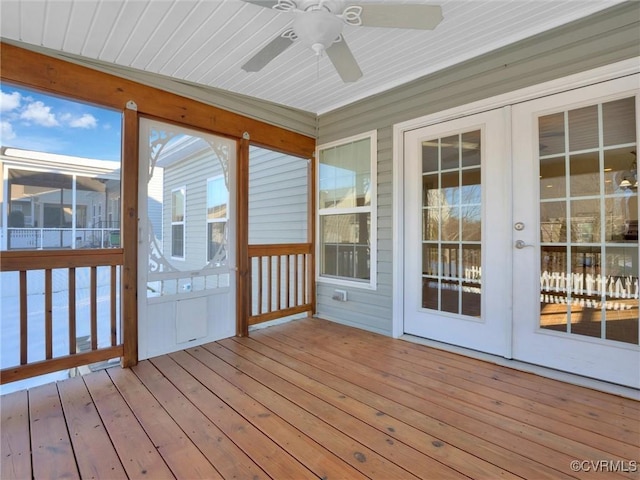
[392,57,640,339]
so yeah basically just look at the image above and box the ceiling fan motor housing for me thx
[293,10,345,54]
[294,0,346,13]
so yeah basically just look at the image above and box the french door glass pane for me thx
[421,131,481,317]
[538,96,638,345]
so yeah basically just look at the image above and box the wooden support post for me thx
[308,156,316,315]
[121,106,139,367]
[236,136,250,337]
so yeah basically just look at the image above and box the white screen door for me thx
[138,118,236,360]
[404,109,512,356]
[512,76,639,387]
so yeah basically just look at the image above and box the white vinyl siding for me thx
[249,146,309,245]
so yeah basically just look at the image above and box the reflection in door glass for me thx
[421,131,481,317]
[538,96,638,345]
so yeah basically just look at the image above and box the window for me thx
[206,176,228,266]
[171,187,185,258]
[317,131,377,288]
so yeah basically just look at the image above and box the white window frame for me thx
[171,186,186,260]
[206,175,228,265]
[316,130,377,290]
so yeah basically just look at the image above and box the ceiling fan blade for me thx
[357,4,443,30]
[242,33,294,72]
[240,0,280,9]
[326,38,363,83]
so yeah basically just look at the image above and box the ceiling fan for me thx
[240,0,443,82]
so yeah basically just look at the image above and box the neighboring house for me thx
[0,1,638,392]
[1,147,123,250]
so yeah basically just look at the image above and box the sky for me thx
[0,84,122,162]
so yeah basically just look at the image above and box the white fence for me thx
[4,228,120,250]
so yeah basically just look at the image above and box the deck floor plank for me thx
[28,382,80,480]
[308,318,639,430]
[187,344,424,479]
[1,390,32,480]
[2,317,638,480]
[314,318,640,416]
[57,375,128,479]
[149,353,315,480]
[238,332,576,480]
[82,369,175,480]
[107,366,223,480]
[131,359,269,480]
[275,320,640,473]
[283,321,639,456]
[168,349,370,480]
[205,340,465,480]
[219,336,520,479]
[260,322,638,478]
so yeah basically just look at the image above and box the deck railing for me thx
[0,249,124,384]
[5,227,121,250]
[248,243,314,326]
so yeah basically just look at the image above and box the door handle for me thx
[514,240,534,249]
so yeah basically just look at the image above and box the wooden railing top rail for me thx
[1,346,123,385]
[248,243,312,257]
[0,249,124,271]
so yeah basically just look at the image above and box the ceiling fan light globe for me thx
[293,10,344,50]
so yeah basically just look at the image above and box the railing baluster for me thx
[90,266,97,351]
[110,265,117,346]
[302,254,307,306]
[248,259,253,317]
[267,256,272,313]
[285,255,291,309]
[294,254,299,307]
[257,256,263,315]
[45,269,53,360]
[276,256,281,311]
[69,268,76,355]
[19,271,27,365]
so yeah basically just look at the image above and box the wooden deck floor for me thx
[2,318,639,479]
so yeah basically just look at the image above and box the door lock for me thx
[514,222,525,231]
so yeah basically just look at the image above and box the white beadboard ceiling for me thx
[0,0,625,114]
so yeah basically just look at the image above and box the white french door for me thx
[512,76,639,387]
[403,75,639,388]
[404,109,512,356]
[138,118,236,360]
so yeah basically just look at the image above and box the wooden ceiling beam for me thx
[0,42,315,159]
